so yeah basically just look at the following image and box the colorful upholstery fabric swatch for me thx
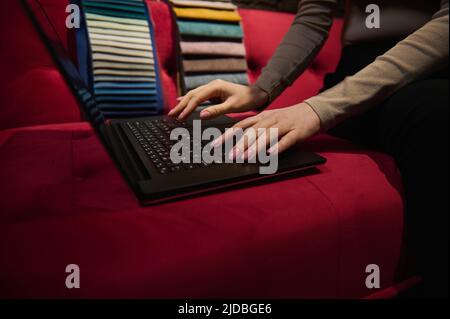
[180,41,246,56]
[94,82,157,89]
[82,0,148,20]
[85,12,149,26]
[177,20,243,39]
[92,61,155,71]
[173,7,241,22]
[88,32,152,45]
[170,0,237,10]
[94,76,155,82]
[90,38,152,51]
[93,69,156,77]
[169,0,249,92]
[185,73,248,90]
[91,45,154,58]
[183,58,248,73]
[76,0,164,117]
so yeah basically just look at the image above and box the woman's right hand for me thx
[168,80,269,120]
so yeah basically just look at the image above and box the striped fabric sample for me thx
[183,58,248,73]
[173,7,242,22]
[169,0,249,93]
[180,41,246,56]
[176,20,244,39]
[77,0,163,118]
[170,0,237,10]
[185,73,249,90]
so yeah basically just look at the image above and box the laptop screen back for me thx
[23,0,106,132]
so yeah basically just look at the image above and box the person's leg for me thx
[324,44,449,296]
[330,79,449,297]
[372,79,449,297]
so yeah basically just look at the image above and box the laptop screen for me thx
[23,0,106,132]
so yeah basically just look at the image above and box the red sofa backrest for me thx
[0,0,343,131]
[0,0,81,131]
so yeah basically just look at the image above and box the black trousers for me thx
[324,43,449,297]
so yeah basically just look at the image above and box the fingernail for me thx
[200,110,211,119]
[228,149,234,161]
[176,96,184,101]
[228,147,240,160]
[211,138,221,147]
[179,109,187,119]
[248,148,255,160]
[268,145,278,155]
[168,109,174,115]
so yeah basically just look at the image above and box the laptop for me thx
[24,0,326,205]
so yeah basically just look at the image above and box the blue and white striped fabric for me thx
[75,0,164,118]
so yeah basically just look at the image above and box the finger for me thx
[229,126,259,160]
[242,125,282,160]
[200,100,235,119]
[168,85,208,116]
[241,116,293,160]
[268,130,300,156]
[173,85,210,118]
[168,94,192,117]
[232,114,261,130]
[232,119,276,160]
[178,84,222,120]
[211,115,260,148]
[212,127,243,150]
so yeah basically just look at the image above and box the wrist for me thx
[298,102,322,133]
[249,85,269,110]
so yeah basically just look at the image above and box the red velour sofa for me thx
[0,0,414,298]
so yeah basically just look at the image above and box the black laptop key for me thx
[183,163,197,170]
[126,120,186,174]
[170,165,182,172]
[126,118,220,175]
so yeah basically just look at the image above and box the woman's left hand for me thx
[214,102,322,160]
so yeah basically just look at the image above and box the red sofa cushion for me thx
[0,123,405,298]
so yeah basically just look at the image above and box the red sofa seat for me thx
[0,0,410,298]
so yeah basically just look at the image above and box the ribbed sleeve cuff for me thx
[254,71,287,106]
[303,98,337,132]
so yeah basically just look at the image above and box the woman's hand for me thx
[214,102,322,160]
[168,80,268,120]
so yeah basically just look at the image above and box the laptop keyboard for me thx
[125,118,216,174]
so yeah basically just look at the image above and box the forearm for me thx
[254,0,336,103]
[305,1,449,131]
